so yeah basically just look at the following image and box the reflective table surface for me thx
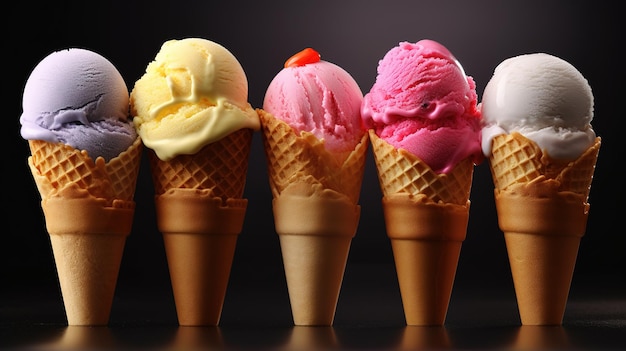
[2,264,624,350]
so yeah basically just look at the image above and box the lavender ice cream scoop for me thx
[20,48,137,162]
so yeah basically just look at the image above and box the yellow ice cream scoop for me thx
[131,37,259,161]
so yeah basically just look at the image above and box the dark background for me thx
[3,0,624,349]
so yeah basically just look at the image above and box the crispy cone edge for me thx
[155,188,247,326]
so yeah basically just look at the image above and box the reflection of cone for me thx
[511,325,569,350]
[149,128,253,326]
[55,326,116,350]
[398,326,451,350]
[284,326,339,350]
[258,109,367,326]
[170,326,224,349]
[27,138,142,326]
[369,131,473,326]
[489,133,601,325]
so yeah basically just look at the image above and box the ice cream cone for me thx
[27,138,142,325]
[369,131,473,326]
[489,132,601,325]
[148,128,253,326]
[383,196,468,326]
[258,109,367,326]
[274,188,359,325]
[156,189,246,326]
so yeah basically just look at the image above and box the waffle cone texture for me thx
[258,109,367,204]
[27,137,143,325]
[258,109,367,326]
[149,128,253,200]
[488,132,601,325]
[369,130,474,205]
[148,128,253,326]
[369,130,474,325]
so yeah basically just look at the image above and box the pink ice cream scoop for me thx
[361,40,482,173]
[263,48,364,155]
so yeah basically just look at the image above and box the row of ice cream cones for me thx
[27,108,600,327]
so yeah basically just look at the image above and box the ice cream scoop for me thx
[362,40,482,174]
[481,53,596,160]
[20,48,136,162]
[131,38,259,161]
[263,48,364,162]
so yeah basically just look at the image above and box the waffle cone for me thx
[368,130,473,325]
[257,109,367,204]
[28,137,142,203]
[149,128,253,199]
[43,197,133,325]
[155,189,246,326]
[258,109,366,325]
[148,128,253,325]
[369,130,474,206]
[26,138,142,326]
[496,192,588,325]
[488,133,601,325]
[273,186,360,326]
[489,132,601,199]
[383,195,468,325]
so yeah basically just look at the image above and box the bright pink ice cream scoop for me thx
[361,40,482,173]
[263,48,364,154]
